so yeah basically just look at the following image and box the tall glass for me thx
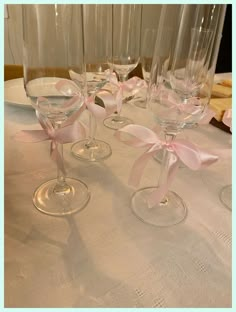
[134,28,157,109]
[71,4,113,162]
[131,4,226,227]
[22,4,90,216]
[104,4,142,130]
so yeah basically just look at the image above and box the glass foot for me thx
[103,115,133,130]
[184,122,199,129]
[71,139,112,162]
[220,184,232,211]
[131,186,187,227]
[33,178,90,216]
[134,100,146,109]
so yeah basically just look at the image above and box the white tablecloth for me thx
[4,100,232,308]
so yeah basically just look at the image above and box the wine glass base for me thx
[220,184,232,211]
[184,122,199,129]
[134,100,146,109]
[33,178,90,216]
[103,115,133,130]
[71,139,112,162]
[131,187,187,227]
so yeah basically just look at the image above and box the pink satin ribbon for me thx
[15,107,86,175]
[115,124,218,207]
[55,79,117,120]
[222,109,232,132]
[109,74,147,113]
[150,84,216,125]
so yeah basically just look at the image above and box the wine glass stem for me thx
[157,133,177,204]
[114,73,128,118]
[53,123,70,194]
[86,112,97,147]
[119,73,128,82]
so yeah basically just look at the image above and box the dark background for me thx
[215,4,232,73]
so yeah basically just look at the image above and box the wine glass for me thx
[71,4,113,162]
[134,28,157,109]
[155,5,227,163]
[131,4,225,227]
[103,4,142,130]
[219,109,232,211]
[22,4,90,216]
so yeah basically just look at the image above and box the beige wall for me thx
[4,4,162,65]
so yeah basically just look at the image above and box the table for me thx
[4,86,232,308]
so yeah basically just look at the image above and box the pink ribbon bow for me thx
[157,85,203,115]
[15,107,86,175]
[151,84,216,125]
[115,124,218,207]
[222,109,232,132]
[109,74,147,113]
[56,79,117,120]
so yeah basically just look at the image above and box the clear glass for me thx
[184,4,227,128]
[71,4,113,161]
[104,4,142,130]
[134,28,157,109]
[132,4,226,227]
[220,184,232,211]
[23,4,90,216]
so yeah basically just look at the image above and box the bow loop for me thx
[171,139,218,170]
[222,109,232,131]
[115,124,161,148]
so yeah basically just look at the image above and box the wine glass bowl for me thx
[111,58,140,80]
[170,27,213,98]
[85,63,110,95]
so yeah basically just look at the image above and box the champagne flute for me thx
[154,5,226,163]
[71,4,113,162]
[22,4,90,216]
[134,28,157,109]
[104,4,142,130]
[131,4,225,227]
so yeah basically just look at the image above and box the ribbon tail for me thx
[129,150,159,187]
